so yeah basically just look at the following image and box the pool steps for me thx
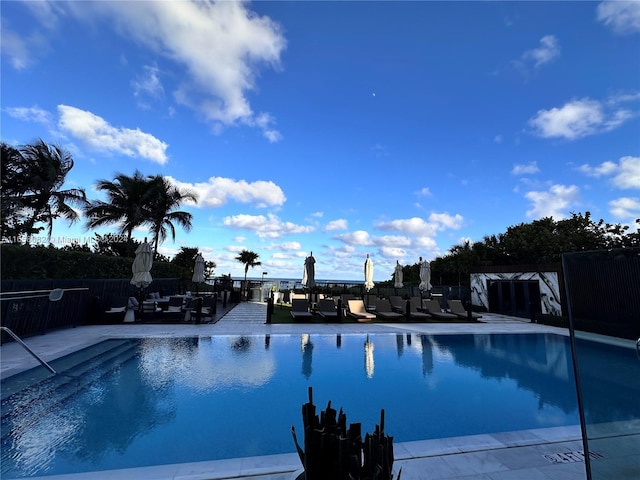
[1,339,138,441]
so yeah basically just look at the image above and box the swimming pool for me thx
[1,332,636,478]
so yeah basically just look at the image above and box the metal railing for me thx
[0,288,72,374]
[0,326,56,374]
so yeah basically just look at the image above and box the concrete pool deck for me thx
[2,301,639,480]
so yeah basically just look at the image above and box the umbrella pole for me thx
[138,287,144,320]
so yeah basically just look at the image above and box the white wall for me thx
[471,271,562,316]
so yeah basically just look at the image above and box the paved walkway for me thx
[2,301,638,480]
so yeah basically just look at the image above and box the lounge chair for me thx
[406,297,431,321]
[317,299,339,320]
[371,298,404,320]
[340,294,357,305]
[188,296,217,323]
[291,299,313,321]
[105,296,128,313]
[105,296,129,322]
[447,299,482,320]
[290,293,307,302]
[162,296,187,321]
[141,299,162,320]
[423,299,458,320]
[364,294,377,310]
[347,300,376,322]
[388,296,405,313]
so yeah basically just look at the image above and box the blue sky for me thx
[2,1,639,281]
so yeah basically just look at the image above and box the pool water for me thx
[1,332,634,478]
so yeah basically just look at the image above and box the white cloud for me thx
[371,143,388,158]
[1,22,35,70]
[597,1,640,34]
[22,0,64,31]
[375,213,463,239]
[524,184,580,219]
[373,235,412,247]
[609,197,640,219]
[494,134,503,144]
[311,211,323,218]
[415,187,432,197]
[1,1,61,70]
[251,112,283,143]
[167,176,286,208]
[379,246,407,259]
[57,105,169,164]
[278,241,302,251]
[428,212,464,230]
[4,106,52,125]
[578,160,618,177]
[132,64,164,100]
[334,230,373,246]
[529,97,635,140]
[511,161,540,175]
[325,219,348,231]
[222,213,314,239]
[75,1,286,142]
[414,236,438,250]
[529,93,639,140]
[521,35,561,68]
[579,156,640,190]
[375,217,437,236]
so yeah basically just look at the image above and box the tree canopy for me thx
[423,212,639,286]
[1,139,88,242]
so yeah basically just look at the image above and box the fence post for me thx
[266,297,273,324]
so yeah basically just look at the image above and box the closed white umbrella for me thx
[364,254,374,292]
[192,253,205,284]
[192,252,206,297]
[131,240,153,288]
[419,257,432,292]
[394,260,404,289]
[303,252,316,289]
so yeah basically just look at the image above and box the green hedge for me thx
[1,244,189,281]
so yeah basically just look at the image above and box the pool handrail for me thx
[0,326,57,374]
[0,288,75,375]
[0,287,85,301]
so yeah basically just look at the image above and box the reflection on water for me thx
[139,336,275,391]
[421,335,433,376]
[396,334,404,357]
[301,334,313,379]
[364,335,374,378]
[3,332,635,479]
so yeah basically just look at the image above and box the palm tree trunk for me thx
[243,267,249,301]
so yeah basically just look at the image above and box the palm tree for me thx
[5,139,88,243]
[145,175,198,255]
[235,249,261,301]
[84,170,152,255]
[1,142,29,241]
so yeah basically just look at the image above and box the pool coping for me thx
[21,425,585,480]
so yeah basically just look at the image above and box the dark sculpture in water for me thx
[291,386,401,480]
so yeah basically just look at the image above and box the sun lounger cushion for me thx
[106,306,126,313]
[447,299,482,319]
[291,299,313,320]
[347,300,376,321]
[424,300,458,319]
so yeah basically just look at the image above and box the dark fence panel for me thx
[563,248,640,339]
[563,248,640,480]
[1,278,180,343]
